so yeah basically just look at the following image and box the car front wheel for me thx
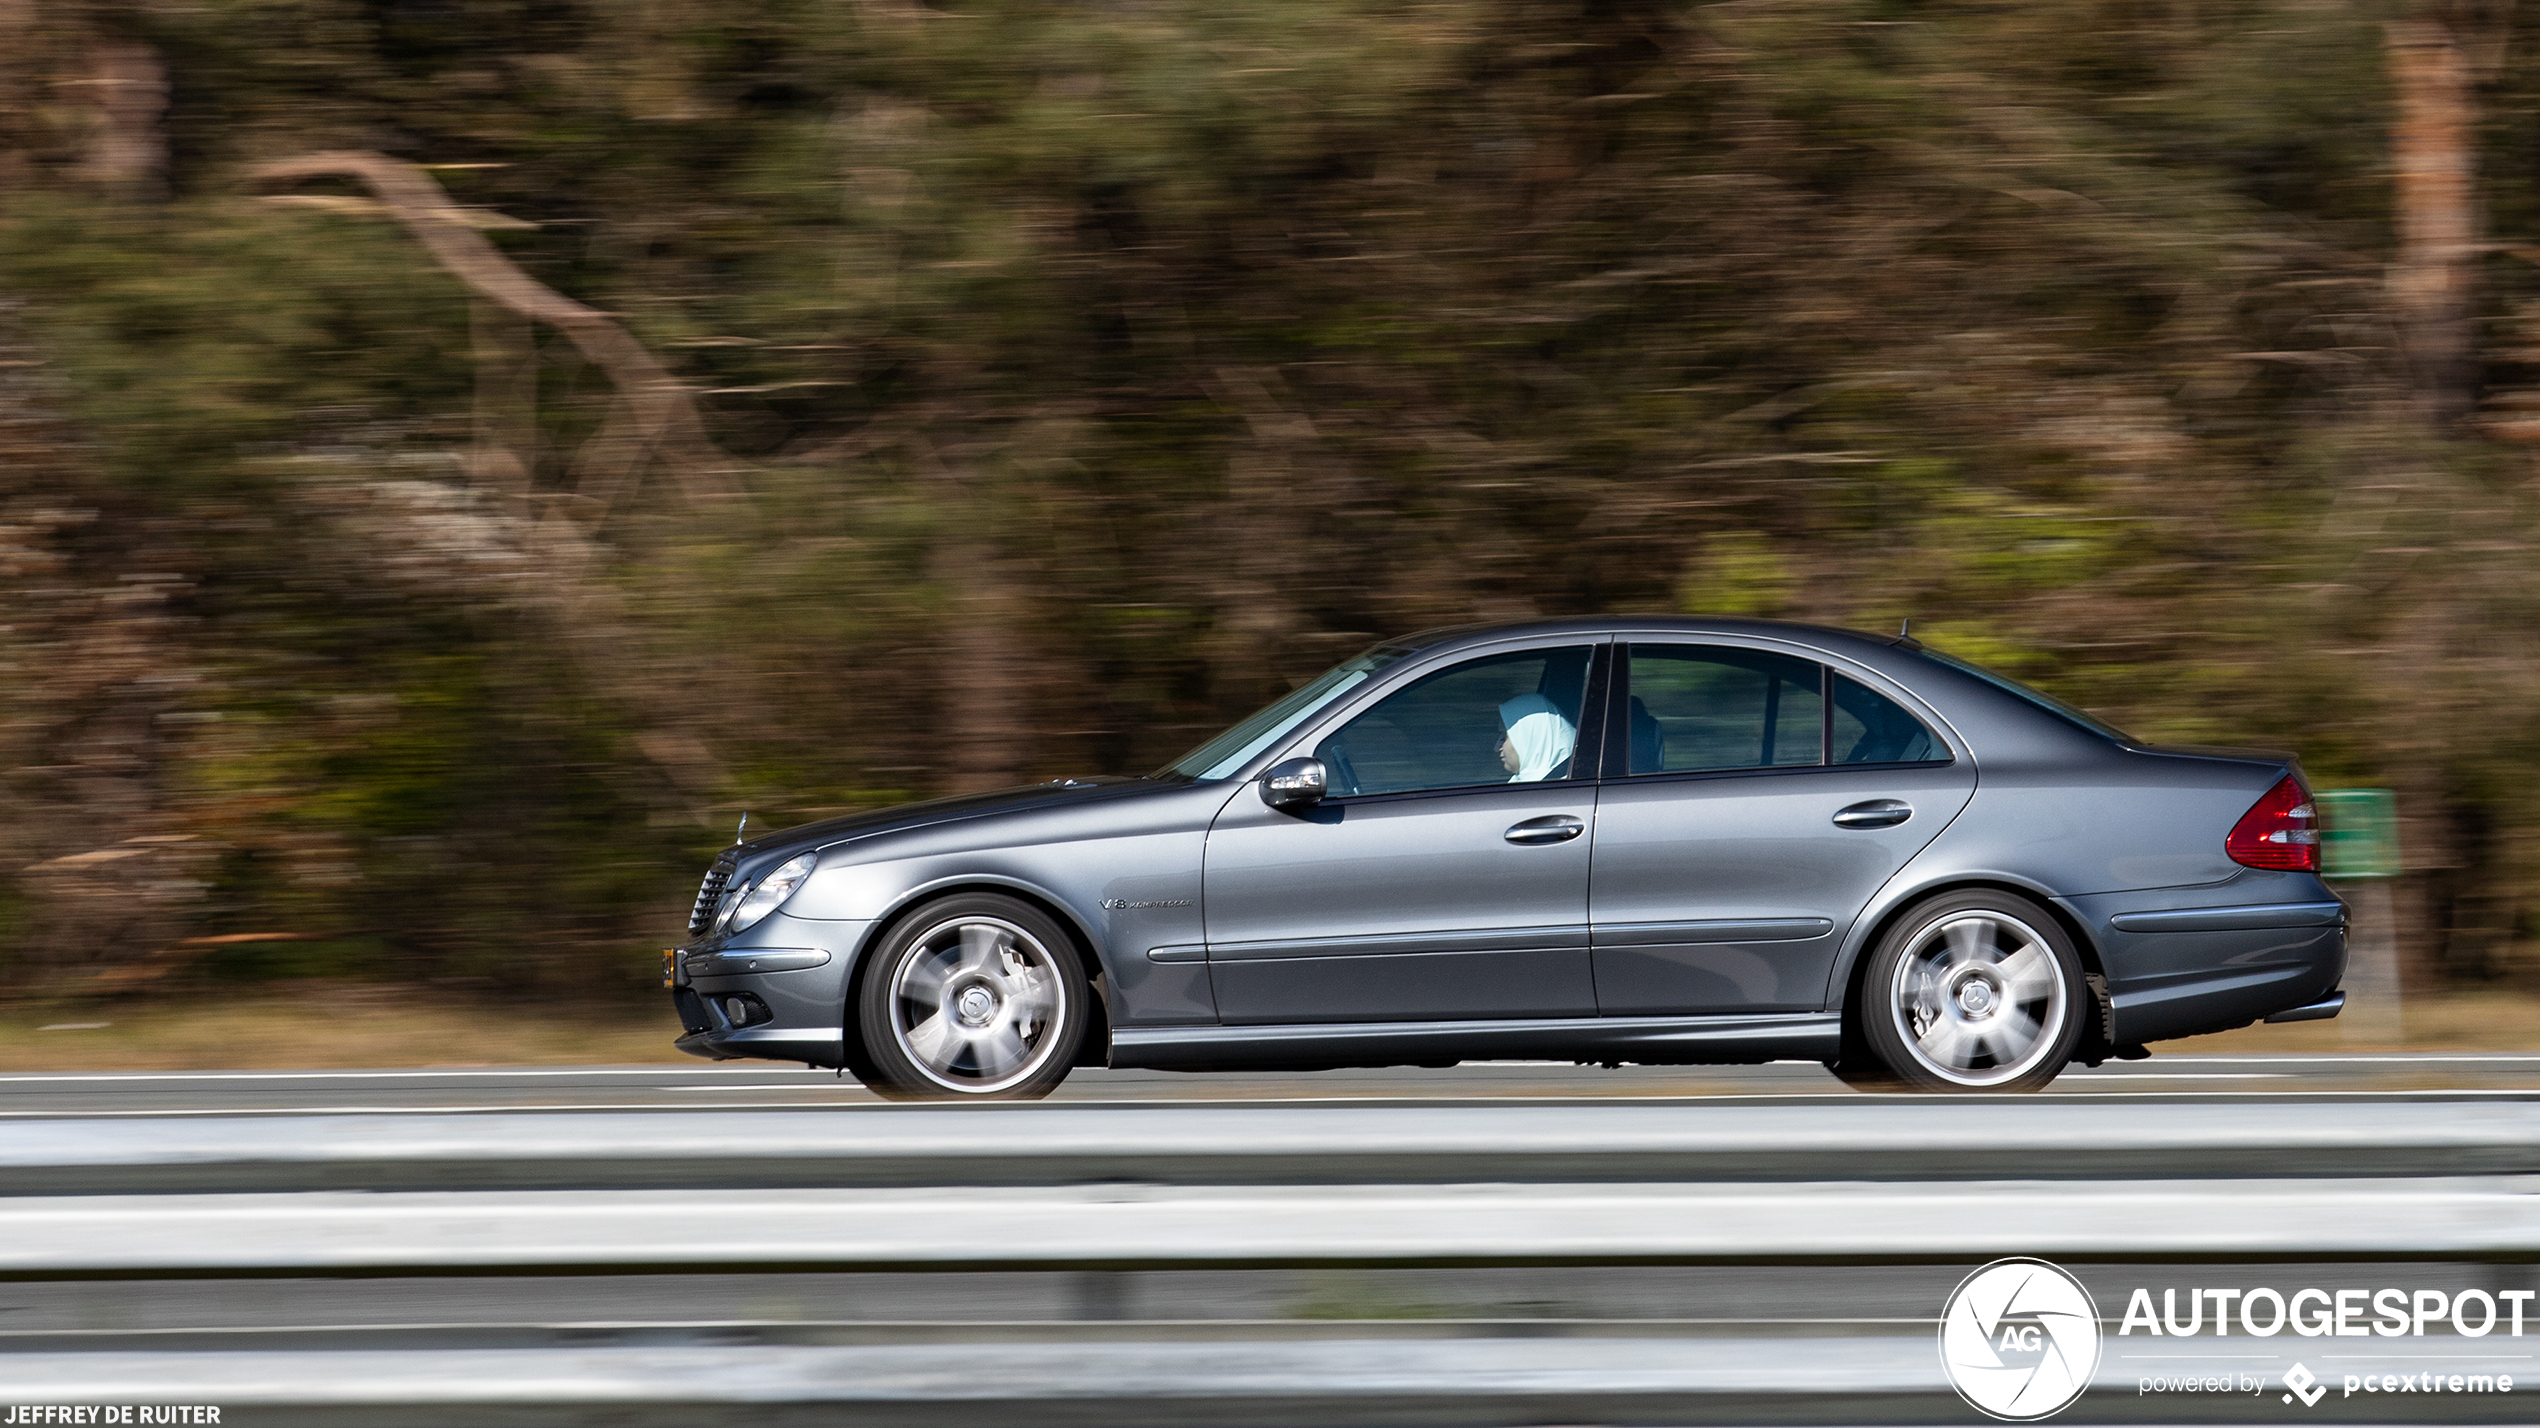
[1856,890,2085,1093]
[854,894,1089,1102]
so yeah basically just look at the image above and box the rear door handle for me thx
[1506,814,1586,845]
[1833,799,1912,830]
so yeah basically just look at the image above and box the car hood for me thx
[731,776,1175,862]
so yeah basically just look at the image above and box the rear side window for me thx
[1832,675,1941,764]
[1624,646,1825,774]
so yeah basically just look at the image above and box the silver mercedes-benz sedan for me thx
[666,618,2346,1097]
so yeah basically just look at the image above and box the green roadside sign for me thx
[2316,788,2399,880]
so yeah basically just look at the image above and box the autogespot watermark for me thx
[2118,1283,2536,1340]
[1940,1258,2104,1420]
[1940,1261,2528,1420]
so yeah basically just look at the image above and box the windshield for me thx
[1159,646,1414,780]
[1913,646,2136,744]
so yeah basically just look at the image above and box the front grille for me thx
[687,853,736,939]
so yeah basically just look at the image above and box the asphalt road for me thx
[0,1052,2536,1115]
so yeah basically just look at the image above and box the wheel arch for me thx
[1831,875,2108,1054]
[841,878,1116,1072]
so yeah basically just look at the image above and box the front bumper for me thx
[665,918,866,1067]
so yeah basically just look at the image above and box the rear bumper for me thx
[2063,878,2348,1044]
[2264,990,2345,1024]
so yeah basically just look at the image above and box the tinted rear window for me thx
[1831,675,1942,764]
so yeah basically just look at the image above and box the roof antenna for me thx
[1898,617,1912,640]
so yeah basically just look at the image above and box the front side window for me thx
[1313,646,1593,797]
[1624,645,1824,775]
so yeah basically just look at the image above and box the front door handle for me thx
[1833,799,1912,830]
[1506,814,1586,845]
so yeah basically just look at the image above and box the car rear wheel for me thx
[1856,890,2085,1093]
[854,894,1088,1102]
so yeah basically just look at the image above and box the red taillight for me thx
[2227,775,2319,871]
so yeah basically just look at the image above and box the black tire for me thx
[854,893,1089,1102]
[1824,1048,1903,1093]
[1856,890,2086,1093]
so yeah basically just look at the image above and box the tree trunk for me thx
[925,449,1027,794]
[2387,18,2482,426]
[249,153,751,822]
[468,298,537,500]
[75,38,165,200]
[0,0,32,194]
[249,151,745,508]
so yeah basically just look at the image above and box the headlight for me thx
[725,852,817,934]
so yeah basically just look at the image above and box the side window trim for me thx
[1571,641,1615,785]
[1600,644,1633,780]
[1820,667,1834,765]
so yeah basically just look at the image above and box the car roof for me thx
[1385,616,1915,662]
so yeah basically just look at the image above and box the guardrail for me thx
[1,1335,2526,1427]
[6,1098,2538,1425]
[3,1177,2538,1275]
[0,1337,1958,1428]
[3,1099,2539,1194]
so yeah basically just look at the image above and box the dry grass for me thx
[2173,989,2540,1054]
[0,984,688,1071]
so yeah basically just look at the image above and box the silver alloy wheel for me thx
[887,915,1069,1094]
[1888,910,2067,1088]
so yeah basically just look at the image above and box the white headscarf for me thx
[1498,693,1577,783]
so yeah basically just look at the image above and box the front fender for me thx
[807,835,1219,1031]
[849,871,1109,975]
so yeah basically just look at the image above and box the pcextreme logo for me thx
[1939,1258,2103,1420]
[2285,1363,2327,1406]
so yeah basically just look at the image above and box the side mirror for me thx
[1260,756,1329,812]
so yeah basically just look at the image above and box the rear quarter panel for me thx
[1817,651,2328,1037]
[2067,873,2346,1042]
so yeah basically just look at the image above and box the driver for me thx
[1495,693,1577,782]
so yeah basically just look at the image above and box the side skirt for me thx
[1108,1013,1840,1073]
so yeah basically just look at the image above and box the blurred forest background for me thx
[2,0,2537,1013]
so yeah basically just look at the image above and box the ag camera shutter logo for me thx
[1940,1257,2103,1420]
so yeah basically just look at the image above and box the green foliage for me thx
[0,198,470,491]
[1678,533,1798,618]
